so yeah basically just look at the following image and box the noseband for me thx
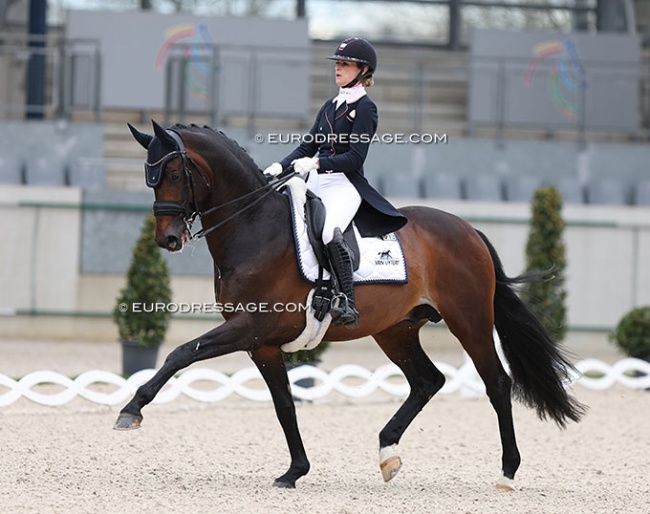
[148,129,297,241]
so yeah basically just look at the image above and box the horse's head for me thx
[128,120,205,252]
[129,120,276,253]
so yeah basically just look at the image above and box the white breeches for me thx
[306,171,362,244]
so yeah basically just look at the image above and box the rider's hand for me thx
[263,162,283,177]
[292,157,319,177]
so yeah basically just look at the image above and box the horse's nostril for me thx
[166,235,181,250]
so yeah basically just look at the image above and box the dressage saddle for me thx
[303,190,361,322]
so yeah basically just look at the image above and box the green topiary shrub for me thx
[609,306,650,361]
[113,214,173,349]
[520,186,568,342]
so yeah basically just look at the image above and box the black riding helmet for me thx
[327,37,377,88]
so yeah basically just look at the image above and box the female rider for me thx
[264,37,407,328]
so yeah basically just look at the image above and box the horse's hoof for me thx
[379,445,402,482]
[272,479,296,489]
[113,412,143,431]
[380,456,402,482]
[495,475,515,492]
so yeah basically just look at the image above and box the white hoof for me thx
[379,445,402,482]
[495,475,515,491]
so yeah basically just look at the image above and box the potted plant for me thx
[610,306,650,362]
[610,306,650,390]
[521,187,568,342]
[113,214,173,376]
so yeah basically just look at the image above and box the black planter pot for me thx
[121,340,160,376]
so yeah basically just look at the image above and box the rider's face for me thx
[335,60,364,88]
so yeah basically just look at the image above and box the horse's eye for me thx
[169,171,181,183]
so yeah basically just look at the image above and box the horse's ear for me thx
[151,119,178,149]
[127,123,153,149]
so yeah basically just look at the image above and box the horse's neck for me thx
[204,188,291,270]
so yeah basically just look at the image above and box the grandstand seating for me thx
[503,174,543,202]
[585,178,631,205]
[422,172,463,200]
[68,158,106,190]
[463,173,504,201]
[547,176,585,204]
[1,42,647,207]
[364,144,418,196]
[0,156,23,184]
[25,155,67,186]
[382,172,422,198]
[634,180,650,206]
[500,140,577,179]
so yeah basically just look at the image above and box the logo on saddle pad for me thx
[375,249,400,266]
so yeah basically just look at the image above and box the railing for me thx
[0,33,101,121]
[163,42,311,130]
[1,357,648,407]
[2,32,648,141]
[466,55,650,141]
[315,47,650,139]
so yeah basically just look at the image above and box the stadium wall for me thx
[1,184,649,343]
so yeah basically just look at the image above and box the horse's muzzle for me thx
[155,220,189,253]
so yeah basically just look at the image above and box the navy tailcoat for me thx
[280,95,407,238]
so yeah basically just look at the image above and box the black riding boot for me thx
[326,229,359,328]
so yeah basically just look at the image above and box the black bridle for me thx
[147,130,201,221]
[147,130,296,241]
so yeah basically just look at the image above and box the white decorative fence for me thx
[1,358,649,407]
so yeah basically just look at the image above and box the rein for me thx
[191,169,297,240]
[148,128,297,241]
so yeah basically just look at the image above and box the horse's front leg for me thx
[114,317,262,430]
[249,345,310,488]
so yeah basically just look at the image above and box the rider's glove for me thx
[263,162,283,177]
[292,157,319,177]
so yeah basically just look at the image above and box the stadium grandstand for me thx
[1,0,649,342]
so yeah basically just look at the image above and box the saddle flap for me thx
[304,191,360,272]
[284,180,407,286]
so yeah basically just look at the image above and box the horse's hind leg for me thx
[373,321,446,482]
[445,314,520,491]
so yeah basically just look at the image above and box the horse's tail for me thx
[476,230,587,428]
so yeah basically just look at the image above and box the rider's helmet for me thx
[327,37,377,79]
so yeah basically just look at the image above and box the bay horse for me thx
[115,120,586,490]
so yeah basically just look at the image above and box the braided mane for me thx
[171,123,262,173]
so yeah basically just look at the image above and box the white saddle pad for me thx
[283,178,408,285]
